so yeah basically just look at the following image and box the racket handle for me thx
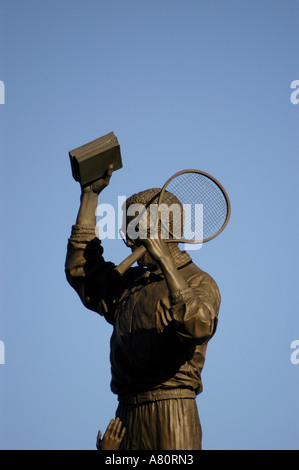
[113,245,146,276]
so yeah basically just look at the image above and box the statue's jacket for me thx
[65,224,221,400]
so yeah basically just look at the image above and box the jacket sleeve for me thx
[169,271,221,344]
[65,224,119,324]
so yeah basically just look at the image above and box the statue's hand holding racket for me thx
[139,236,171,264]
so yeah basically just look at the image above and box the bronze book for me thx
[69,132,122,186]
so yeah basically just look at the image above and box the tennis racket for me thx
[113,169,231,276]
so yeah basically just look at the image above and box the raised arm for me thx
[65,166,117,322]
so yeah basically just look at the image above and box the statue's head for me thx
[121,188,184,268]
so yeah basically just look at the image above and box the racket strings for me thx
[160,172,229,241]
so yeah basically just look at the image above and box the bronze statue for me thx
[65,166,221,450]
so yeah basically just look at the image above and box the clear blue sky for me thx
[0,0,298,450]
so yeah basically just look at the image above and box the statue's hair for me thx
[126,187,183,209]
[124,188,184,238]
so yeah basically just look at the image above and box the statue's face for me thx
[125,214,157,269]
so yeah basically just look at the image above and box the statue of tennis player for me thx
[65,167,221,450]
